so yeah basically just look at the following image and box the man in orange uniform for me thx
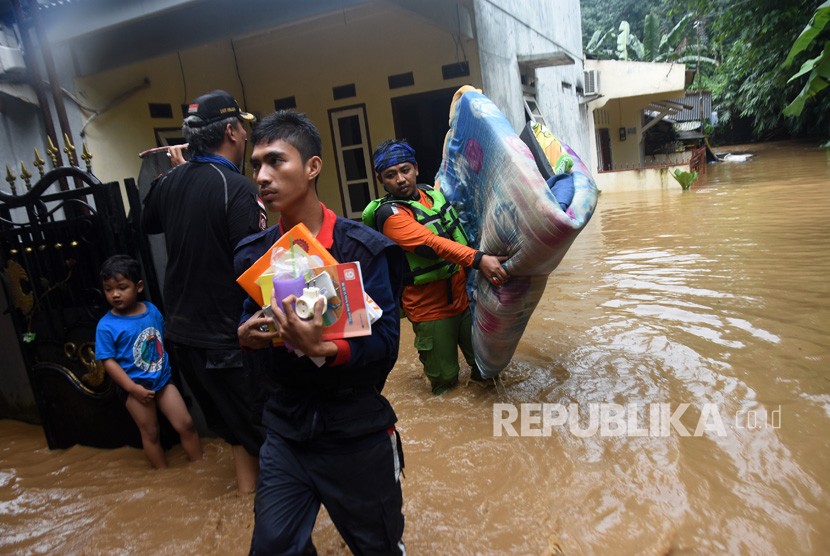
[363,139,508,394]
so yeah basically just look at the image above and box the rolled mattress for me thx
[435,87,598,378]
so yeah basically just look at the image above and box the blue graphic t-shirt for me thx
[95,301,172,391]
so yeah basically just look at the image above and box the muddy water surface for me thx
[2,140,829,554]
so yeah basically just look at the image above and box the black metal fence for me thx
[0,161,168,449]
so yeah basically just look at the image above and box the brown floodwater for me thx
[2,140,829,555]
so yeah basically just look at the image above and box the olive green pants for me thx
[411,308,478,395]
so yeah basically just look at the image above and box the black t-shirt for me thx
[142,161,265,349]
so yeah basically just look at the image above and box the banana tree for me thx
[654,14,694,62]
[617,21,645,60]
[586,28,613,54]
[588,13,702,63]
[783,0,830,117]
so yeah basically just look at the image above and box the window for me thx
[523,94,547,126]
[274,96,297,110]
[154,127,186,147]
[388,72,415,89]
[332,84,357,101]
[328,106,376,219]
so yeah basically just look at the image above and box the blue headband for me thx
[373,142,417,174]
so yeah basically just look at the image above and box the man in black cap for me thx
[142,89,266,492]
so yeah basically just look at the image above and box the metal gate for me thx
[0,146,168,450]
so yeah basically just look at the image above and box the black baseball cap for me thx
[185,89,255,127]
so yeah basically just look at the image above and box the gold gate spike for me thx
[33,148,46,177]
[81,142,93,173]
[63,133,77,166]
[47,136,59,167]
[20,162,32,190]
[5,164,17,195]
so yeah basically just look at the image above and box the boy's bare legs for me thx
[125,396,167,469]
[156,383,203,462]
[232,445,259,493]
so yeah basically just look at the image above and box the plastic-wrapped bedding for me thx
[434,86,598,378]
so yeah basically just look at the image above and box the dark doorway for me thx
[390,87,458,185]
[597,128,613,172]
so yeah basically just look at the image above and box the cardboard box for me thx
[236,222,337,307]
[237,223,376,343]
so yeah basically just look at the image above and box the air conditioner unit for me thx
[583,69,599,95]
[0,45,25,75]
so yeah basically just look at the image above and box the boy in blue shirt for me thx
[95,255,202,468]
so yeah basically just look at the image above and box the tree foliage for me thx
[586,11,713,66]
[581,0,830,141]
[782,1,830,118]
[707,0,828,139]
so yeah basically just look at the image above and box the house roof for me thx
[670,90,712,122]
[645,100,691,118]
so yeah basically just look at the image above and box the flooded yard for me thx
[2,140,829,554]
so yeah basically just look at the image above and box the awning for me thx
[641,100,694,140]
[517,51,576,70]
[645,100,691,118]
[0,82,38,106]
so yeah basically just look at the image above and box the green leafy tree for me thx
[616,21,643,60]
[642,13,662,60]
[581,0,829,140]
[582,0,655,47]
[587,12,711,64]
[695,0,828,139]
[783,1,830,118]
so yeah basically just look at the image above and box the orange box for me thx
[236,223,337,307]
[236,223,373,344]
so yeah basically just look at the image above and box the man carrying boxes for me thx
[234,110,406,555]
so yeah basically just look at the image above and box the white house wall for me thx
[0,93,48,180]
[472,0,590,159]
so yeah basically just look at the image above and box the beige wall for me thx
[591,96,650,168]
[586,59,686,101]
[584,59,686,173]
[76,5,481,217]
[593,163,690,193]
